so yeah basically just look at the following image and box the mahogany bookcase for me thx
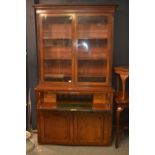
[34,4,117,145]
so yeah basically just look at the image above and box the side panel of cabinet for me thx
[74,111,112,145]
[38,111,73,144]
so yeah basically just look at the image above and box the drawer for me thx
[44,92,56,103]
[93,93,113,104]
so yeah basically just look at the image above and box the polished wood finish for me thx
[114,66,129,148]
[74,112,112,145]
[34,4,116,85]
[38,111,73,144]
[34,4,116,146]
[37,110,112,145]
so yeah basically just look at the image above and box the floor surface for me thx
[27,133,129,155]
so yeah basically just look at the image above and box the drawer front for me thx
[44,92,56,103]
[93,93,113,110]
[93,93,113,103]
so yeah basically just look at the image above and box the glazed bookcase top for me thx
[34,4,116,86]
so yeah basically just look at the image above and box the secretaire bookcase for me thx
[34,4,117,145]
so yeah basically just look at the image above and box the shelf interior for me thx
[57,94,93,108]
[41,15,109,83]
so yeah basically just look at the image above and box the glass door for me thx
[76,15,109,83]
[41,15,73,82]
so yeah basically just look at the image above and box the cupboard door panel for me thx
[39,111,73,144]
[74,112,112,145]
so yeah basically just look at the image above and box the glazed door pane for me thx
[42,15,73,82]
[77,16,109,83]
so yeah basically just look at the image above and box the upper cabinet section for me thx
[34,5,117,86]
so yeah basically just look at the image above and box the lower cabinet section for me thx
[37,110,112,145]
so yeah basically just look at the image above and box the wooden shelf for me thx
[78,58,106,60]
[44,60,71,80]
[43,45,71,48]
[78,24,108,28]
[78,75,106,78]
[44,46,72,51]
[44,55,107,61]
[78,38,107,40]
[43,39,72,47]
[43,37,108,40]
[44,57,71,60]
[78,47,107,52]
[78,37,107,39]
[78,53,107,60]
[44,74,71,79]
[78,33,108,39]
[43,37,72,40]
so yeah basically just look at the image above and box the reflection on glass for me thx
[78,41,89,52]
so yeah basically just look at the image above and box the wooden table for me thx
[114,66,129,148]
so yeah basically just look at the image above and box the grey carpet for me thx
[27,133,129,155]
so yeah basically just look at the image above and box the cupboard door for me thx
[76,15,111,84]
[74,112,112,145]
[40,15,74,82]
[39,111,73,144]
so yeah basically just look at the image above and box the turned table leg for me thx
[115,107,123,148]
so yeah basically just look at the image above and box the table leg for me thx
[115,107,122,148]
